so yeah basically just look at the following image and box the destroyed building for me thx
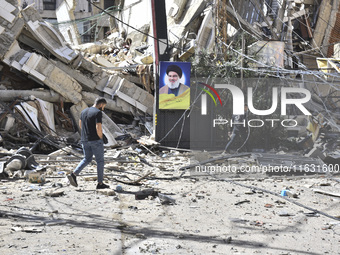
[0,0,339,151]
[0,1,339,254]
[0,0,156,152]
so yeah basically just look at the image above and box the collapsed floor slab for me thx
[21,5,78,64]
[8,49,82,104]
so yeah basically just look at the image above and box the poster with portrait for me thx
[159,61,191,110]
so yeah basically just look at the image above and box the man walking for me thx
[68,97,110,189]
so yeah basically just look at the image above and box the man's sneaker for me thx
[96,183,110,189]
[67,173,78,187]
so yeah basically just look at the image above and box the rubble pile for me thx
[0,142,339,254]
[0,0,154,152]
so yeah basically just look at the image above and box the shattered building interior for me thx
[0,0,339,254]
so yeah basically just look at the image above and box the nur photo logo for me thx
[200,83,312,116]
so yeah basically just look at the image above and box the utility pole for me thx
[216,0,228,60]
[241,33,245,91]
[151,0,190,148]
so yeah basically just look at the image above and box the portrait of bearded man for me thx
[159,64,190,96]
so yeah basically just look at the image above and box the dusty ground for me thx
[0,149,339,255]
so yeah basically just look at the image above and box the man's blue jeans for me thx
[74,139,104,183]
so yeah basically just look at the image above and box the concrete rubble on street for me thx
[0,0,339,254]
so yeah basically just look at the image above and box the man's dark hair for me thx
[166,64,182,78]
[95,97,107,106]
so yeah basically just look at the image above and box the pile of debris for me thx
[0,0,154,151]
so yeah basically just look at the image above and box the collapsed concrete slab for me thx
[82,91,132,115]
[114,78,153,115]
[34,98,56,134]
[167,0,206,43]
[8,49,82,104]
[196,7,215,54]
[69,100,88,130]
[91,71,154,115]
[79,57,103,74]
[52,60,97,92]
[14,102,41,131]
[21,5,78,64]
[102,113,123,147]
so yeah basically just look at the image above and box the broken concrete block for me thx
[167,0,188,21]
[196,8,215,53]
[312,0,332,49]
[127,24,150,51]
[334,43,340,58]
[179,42,195,61]
[21,5,78,64]
[115,78,153,114]
[75,42,103,55]
[93,54,116,68]
[27,54,82,104]
[115,91,148,113]
[32,98,56,135]
[97,190,116,196]
[115,97,133,113]
[103,75,121,95]
[78,57,103,74]
[101,112,122,147]
[82,91,131,115]
[102,126,117,147]
[8,49,82,103]
[53,60,96,91]
[70,100,88,131]
[21,53,47,81]
[144,93,155,110]
[167,0,205,43]
[96,75,110,92]
[137,92,148,106]
[44,190,65,197]
[3,40,22,66]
